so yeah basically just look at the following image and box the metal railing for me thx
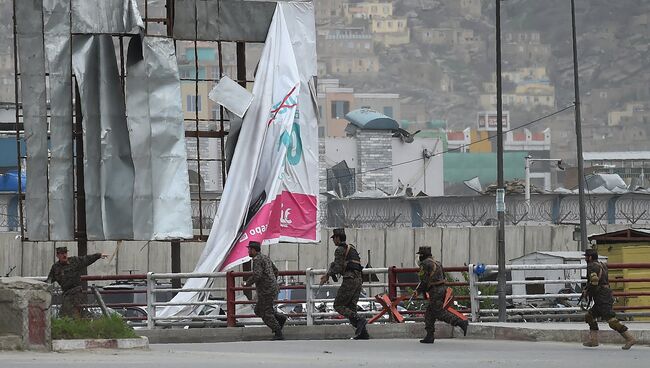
[145,266,471,329]
[20,262,650,328]
[467,263,650,322]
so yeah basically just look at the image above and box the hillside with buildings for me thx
[315,0,650,164]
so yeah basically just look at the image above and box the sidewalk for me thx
[139,322,650,346]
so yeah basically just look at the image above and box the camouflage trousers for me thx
[61,287,84,318]
[334,274,363,324]
[585,289,627,333]
[424,286,462,334]
[254,289,284,333]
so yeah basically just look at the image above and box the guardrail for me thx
[20,262,650,328]
[468,263,650,322]
[146,266,471,329]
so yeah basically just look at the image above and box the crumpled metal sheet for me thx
[72,35,135,240]
[16,0,50,240]
[126,35,193,240]
[173,0,277,41]
[44,0,74,240]
[71,0,143,34]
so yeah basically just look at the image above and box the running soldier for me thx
[413,246,468,344]
[245,241,287,340]
[320,228,369,340]
[582,248,636,349]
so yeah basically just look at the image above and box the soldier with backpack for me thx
[320,228,369,340]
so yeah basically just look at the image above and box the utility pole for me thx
[495,0,507,322]
[571,0,589,251]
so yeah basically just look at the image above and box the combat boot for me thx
[621,331,636,350]
[277,314,287,330]
[582,330,598,347]
[272,330,285,341]
[458,320,469,337]
[419,331,434,344]
[354,318,368,339]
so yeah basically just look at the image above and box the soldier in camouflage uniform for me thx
[414,246,468,344]
[245,241,287,340]
[582,248,636,350]
[47,246,107,318]
[320,228,369,340]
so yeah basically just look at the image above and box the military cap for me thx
[416,246,432,256]
[55,246,68,254]
[330,228,346,238]
[247,241,261,251]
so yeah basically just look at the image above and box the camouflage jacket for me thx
[417,257,445,293]
[586,261,609,296]
[246,253,279,294]
[46,253,102,293]
[327,243,360,279]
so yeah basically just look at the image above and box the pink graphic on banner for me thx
[220,191,317,270]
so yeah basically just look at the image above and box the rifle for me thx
[578,291,592,311]
[4,265,16,277]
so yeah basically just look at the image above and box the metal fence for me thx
[20,262,650,329]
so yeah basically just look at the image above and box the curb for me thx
[139,323,650,347]
[52,336,149,351]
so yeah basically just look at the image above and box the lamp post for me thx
[525,156,564,213]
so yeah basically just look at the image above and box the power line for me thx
[323,103,576,183]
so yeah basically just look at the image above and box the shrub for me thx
[52,315,137,340]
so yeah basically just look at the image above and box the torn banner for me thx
[159,2,319,317]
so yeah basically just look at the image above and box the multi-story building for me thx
[369,17,410,46]
[318,28,379,77]
[343,1,394,21]
[442,0,482,18]
[315,0,345,25]
[317,79,401,138]
[480,68,556,110]
[502,32,551,67]
[608,102,650,127]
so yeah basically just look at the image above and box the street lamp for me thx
[524,155,565,212]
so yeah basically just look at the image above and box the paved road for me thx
[2,339,648,368]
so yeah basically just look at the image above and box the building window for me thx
[331,100,350,119]
[187,95,201,112]
[383,106,394,117]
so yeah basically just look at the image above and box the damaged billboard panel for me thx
[173,0,277,41]
[16,0,50,240]
[126,35,193,240]
[44,0,75,240]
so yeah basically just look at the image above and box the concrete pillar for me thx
[0,277,51,351]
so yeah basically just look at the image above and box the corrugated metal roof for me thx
[344,108,399,130]
[584,151,650,161]
[511,251,607,262]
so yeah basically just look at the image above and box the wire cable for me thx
[323,103,576,183]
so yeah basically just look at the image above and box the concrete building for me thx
[317,79,400,138]
[502,32,551,67]
[323,134,444,196]
[584,151,650,187]
[315,0,345,25]
[343,1,393,21]
[481,68,556,110]
[608,102,650,127]
[369,17,410,46]
[442,0,482,18]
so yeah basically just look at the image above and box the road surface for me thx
[1,339,648,368]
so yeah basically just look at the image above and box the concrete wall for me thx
[0,224,633,278]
